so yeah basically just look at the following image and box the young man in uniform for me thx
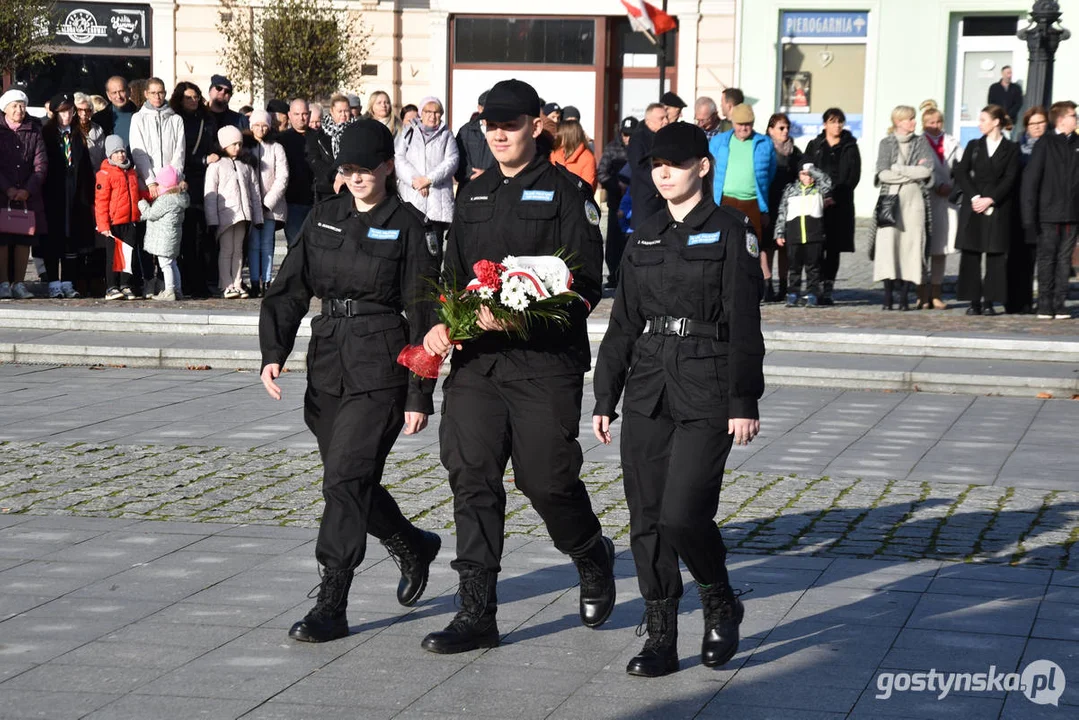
[421,78,615,654]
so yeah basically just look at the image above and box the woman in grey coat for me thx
[870,106,934,311]
[395,96,459,241]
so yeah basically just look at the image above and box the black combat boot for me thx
[571,535,616,628]
[288,567,353,643]
[382,528,442,606]
[421,569,499,654]
[626,598,679,677]
[699,584,747,668]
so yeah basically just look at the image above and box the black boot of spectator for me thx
[882,280,894,311]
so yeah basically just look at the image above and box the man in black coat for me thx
[626,103,669,232]
[280,99,315,245]
[1021,100,1079,319]
[454,90,496,189]
[987,66,1023,125]
[91,76,137,147]
[207,75,249,131]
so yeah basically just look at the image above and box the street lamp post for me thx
[1018,0,1071,120]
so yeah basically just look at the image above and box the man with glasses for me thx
[208,75,248,131]
[694,97,722,139]
[130,78,185,199]
[1022,100,1079,319]
[91,76,138,147]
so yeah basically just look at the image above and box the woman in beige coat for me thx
[870,106,934,310]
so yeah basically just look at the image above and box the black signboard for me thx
[50,2,151,51]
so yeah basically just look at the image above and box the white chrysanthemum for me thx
[502,255,518,268]
[477,286,494,300]
[522,280,541,300]
[503,291,530,312]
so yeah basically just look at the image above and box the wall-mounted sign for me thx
[781,11,869,40]
[51,2,151,51]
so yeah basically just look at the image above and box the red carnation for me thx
[472,260,506,291]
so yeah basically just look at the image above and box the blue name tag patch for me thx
[521,190,555,202]
[367,228,400,241]
[687,232,721,246]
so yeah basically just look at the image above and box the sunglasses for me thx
[213,85,232,94]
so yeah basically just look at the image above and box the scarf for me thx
[772,137,794,157]
[4,116,21,131]
[1020,133,1039,157]
[109,156,131,170]
[925,132,945,163]
[321,115,357,156]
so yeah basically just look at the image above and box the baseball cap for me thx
[620,116,639,134]
[542,102,561,116]
[346,93,361,109]
[478,79,542,123]
[335,119,395,169]
[647,122,710,163]
[266,99,289,115]
[478,90,490,106]
[562,106,581,122]
[660,92,687,109]
[210,74,233,92]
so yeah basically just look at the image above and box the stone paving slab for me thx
[4,523,1077,719]
[1,365,1079,717]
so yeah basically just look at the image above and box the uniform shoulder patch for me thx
[425,228,440,257]
[584,200,601,226]
[746,231,760,258]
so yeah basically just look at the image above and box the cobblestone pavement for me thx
[1,365,1076,572]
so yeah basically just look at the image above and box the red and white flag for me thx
[621,0,677,35]
[112,237,134,274]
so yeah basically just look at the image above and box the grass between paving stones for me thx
[2,439,1077,570]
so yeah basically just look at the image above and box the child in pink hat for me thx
[138,164,189,300]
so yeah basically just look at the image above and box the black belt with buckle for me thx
[644,316,728,340]
[322,298,359,318]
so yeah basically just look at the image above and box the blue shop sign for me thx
[781,11,869,39]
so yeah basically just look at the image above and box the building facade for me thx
[14,0,737,153]
[736,0,1079,213]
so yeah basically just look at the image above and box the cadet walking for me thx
[259,120,442,643]
[421,79,615,654]
[593,123,765,677]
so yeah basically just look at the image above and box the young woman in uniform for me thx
[259,119,443,643]
[593,122,765,677]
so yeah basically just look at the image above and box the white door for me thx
[952,19,1027,146]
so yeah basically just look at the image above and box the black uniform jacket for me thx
[259,193,441,414]
[446,153,604,380]
[304,130,336,201]
[593,199,765,422]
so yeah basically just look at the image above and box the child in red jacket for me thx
[95,135,145,300]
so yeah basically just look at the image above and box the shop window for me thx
[963,16,1020,37]
[454,17,595,65]
[778,11,868,139]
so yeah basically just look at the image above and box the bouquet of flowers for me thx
[397,254,584,379]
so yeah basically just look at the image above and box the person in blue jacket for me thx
[709,103,777,299]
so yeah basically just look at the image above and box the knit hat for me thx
[0,89,28,113]
[155,165,181,192]
[249,109,272,128]
[217,125,243,148]
[104,134,126,158]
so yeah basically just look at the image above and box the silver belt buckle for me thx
[674,318,689,337]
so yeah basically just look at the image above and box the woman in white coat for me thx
[920,101,962,309]
[394,96,459,241]
[247,110,288,297]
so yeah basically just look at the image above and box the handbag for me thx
[874,192,900,228]
[0,202,36,236]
